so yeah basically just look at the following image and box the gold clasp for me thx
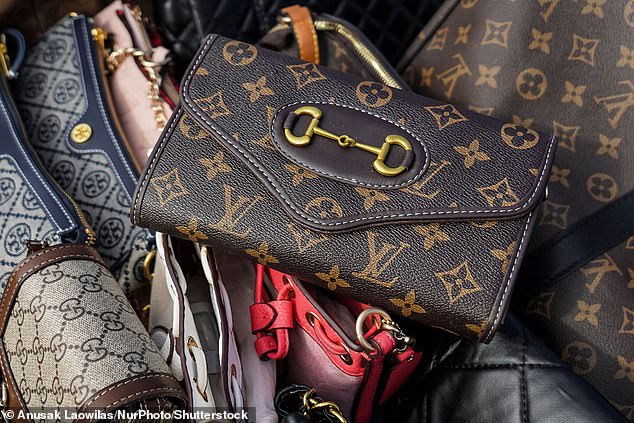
[284,106,413,177]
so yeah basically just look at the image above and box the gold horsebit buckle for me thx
[283,106,414,177]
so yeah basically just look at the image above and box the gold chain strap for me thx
[106,47,167,130]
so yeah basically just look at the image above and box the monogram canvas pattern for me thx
[14,16,151,295]
[0,158,55,290]
[400,0,634,416]
[401,0,633,248]
[2,258,171,416]
[133,36,555,341]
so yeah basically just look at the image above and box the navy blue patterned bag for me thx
[13,14,154,295]
[0,30,94,289]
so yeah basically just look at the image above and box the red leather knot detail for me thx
[251,264,294,360]
[250,300,293,332]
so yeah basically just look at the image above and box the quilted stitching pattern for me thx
[155,0,444,76]
[386,315,628,422]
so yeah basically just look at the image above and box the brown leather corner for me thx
[282,5,319,64]
[0,244,104,334]
[77,373,187,422]
[0,343,27,420]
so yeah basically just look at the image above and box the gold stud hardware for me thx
[70,123,92,143]
[284,105,414,177]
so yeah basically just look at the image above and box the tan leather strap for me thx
[282,5,320,64]
[0,244,105,334]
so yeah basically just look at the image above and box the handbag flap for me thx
[179,35,556,232]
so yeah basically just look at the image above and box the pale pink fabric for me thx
[94,1,173,167]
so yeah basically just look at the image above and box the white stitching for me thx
[270,101,430,188]
[157,35,556,227]
[484,211,534,342]
[66,18,137,204]
[81,374,178,409]
[0,101,74,232]
[131,108,181,225]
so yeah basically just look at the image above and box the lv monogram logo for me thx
[593,80,634,128]
[402,160,451,199]
[436,54,472,99]
[581,253,623,294]
[209,184,263,238]
[352,231,409,287]
[538,0,560,22]
[286,223,327,253]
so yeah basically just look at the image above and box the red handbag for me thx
[250,265,421,422]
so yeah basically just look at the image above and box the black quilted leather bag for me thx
[154,0,445,76]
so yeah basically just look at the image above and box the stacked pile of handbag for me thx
[0,1,630,422]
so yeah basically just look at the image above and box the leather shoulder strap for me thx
[517,188,634,298]
[282,5,320,64]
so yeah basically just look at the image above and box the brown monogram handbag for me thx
[131,35,556,342]
[397,0,634,415]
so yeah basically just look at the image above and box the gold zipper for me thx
[270,18,402,89]
[62,191,96,246]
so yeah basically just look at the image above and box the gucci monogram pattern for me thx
[400,0,634,414]
[14,16,151,295]
[133,36,554,341]
[0,158,56,290]
[3,258,170,414]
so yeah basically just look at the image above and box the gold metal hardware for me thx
[302,388,348,423]
[91,27,107,53]
[0,36,10,79]
[269,18,402,89]
[71,123,93,143]
[355,307,415,358]
[105,47,167,130]
[60,190,95,245]
[284,106,412,177]
[143,250,157,282]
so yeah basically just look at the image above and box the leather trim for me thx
[69,16,141,196]
[176,35,557,232]
[131,108,183,227]
[272,101,429,189]
[0,244,104,334]
[517,189,634,298]
[77,373,186,420]
[0,67,82,241]
[282,5,319,64]
[0,343,27,418]
[483,209,539,343]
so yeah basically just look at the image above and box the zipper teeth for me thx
[62,190,96,246]
[269,20,402,89]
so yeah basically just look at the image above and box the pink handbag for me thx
[251,266,421,422]
[94,0,177,166]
